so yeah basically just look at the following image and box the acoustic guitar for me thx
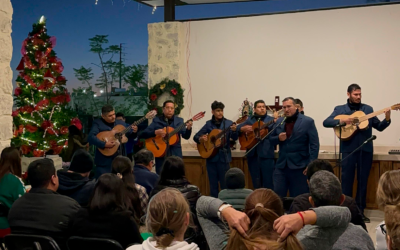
[96,110,157,156]
[334,104,400,140]
[197,120,236,159]
[146,111,206,158]
[239,119,275,149]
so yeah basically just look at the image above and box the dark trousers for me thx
[155,157,165,175]
[273,165,308,198]
[207,162,230,198]
[95,164,112,179]
[341,150,373,213]
[247,154,275,189]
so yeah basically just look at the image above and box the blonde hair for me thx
[385,204,400,250]
[377,170,400,209]
[226,189,303,250]
[146,188,191,249]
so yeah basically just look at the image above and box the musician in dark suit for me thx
[237,100,276,189]
[88,105,138,179]
[323,84,391,222]
[139,100,192,174]
[270,97,319,198]
[193,101,238,198]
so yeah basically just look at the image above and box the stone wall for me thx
[0,0,13,153]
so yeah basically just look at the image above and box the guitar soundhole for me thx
[254,128,260,138]
[353,118,359,125]
[210,136,217,144]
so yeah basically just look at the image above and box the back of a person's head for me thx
[89,173,128,213]
[159,156,186,184]
[225,168,245,189]
[112,156,135,188]
[28,158,56,189]
[0,146,22,180]
[306,159,334,180]
[377,170,400,209]
[385,204,400,250]
[146,188,191,248]
[68,149,94,174]
[133,149,154,166]
[309,170,342,207]
[226,189,303,250]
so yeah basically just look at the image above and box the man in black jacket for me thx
[57,149,96,206]
[8,159,80,249]
[289,159,367,231]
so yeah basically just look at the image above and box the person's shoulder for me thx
[1,173,22,185]
[175,116,184,122]
[56,192,81,208]
[301,114,315,123]
[361,103,373,111]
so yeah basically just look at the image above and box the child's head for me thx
[211,101,225,120]
[146,188,191,248]
[225,168,245,189]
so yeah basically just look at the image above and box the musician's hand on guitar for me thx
[105,141,115,148]
[155,129,166,138]
[200,134,208,142]
[279,132,287,142]
[186,121,193,130]
[132,125,138,133]
[340,117,354,125]
[231,124,237,132]
[241,125,253,133]
[121,135,128,144]
[384,108,391,121]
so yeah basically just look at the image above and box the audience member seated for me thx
[8,158,80,249]
[150,156,203,246]
[133,149,159,195]
[57,149,96,206]
[376,169,400,250]
[0,147,25,238]
[218,168,252,211]
[128,188,199,250]
[112,155,147,220]
[289,159,367,231]
[196,187,352,250]
[383,203,400,250]
[69,173,143,248]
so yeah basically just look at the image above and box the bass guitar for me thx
[146,111,206,158]
[96,110,157,156]
[333,103,400,140]
[239,119,275,149]
[197,120,236,159]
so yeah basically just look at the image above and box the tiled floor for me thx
[364,209,384,247]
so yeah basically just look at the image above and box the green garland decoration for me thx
[148,78,184,115]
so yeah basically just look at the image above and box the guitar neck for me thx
[122,116,148,135]
[260,120,274,129]
[169,120,190,137]
[359,107,390,122]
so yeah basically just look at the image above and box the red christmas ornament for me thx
[16,58,24,71]
[25,124,38,133]
[56,76,66,84]
[35,99,49,110]
[37,79,54,91]
[31,142,38,148]
[171,88,178,96]
[21,73,37,88]
[43,69,55,83]
[49,140,58,148]
[53,146,63,155]
[21,39,28,55]
[48,57,57,63]
[12,110,19,117]
[41,120,53,130]
[64,140,68,146]
[14,87,22,96]
[150,94,157,101]
[60,126,68,135]
[33,149,44,157]
[47,128,58,135]
[20,145,31,155]
[20,106,34,114]
[70,118,82,130]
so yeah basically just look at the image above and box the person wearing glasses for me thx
[132,149,159,196]
[376,170,400,250]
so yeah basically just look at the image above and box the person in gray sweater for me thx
[218,168,252,211]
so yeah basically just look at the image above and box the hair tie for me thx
[116,173,123,179]
[156,227,175,237]
[255,203,264,208]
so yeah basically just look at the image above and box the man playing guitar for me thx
[139,100,192,174]
[88,104,138,178]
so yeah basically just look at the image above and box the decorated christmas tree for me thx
[12,16,81,157]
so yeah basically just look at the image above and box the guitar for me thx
[197,120,236,159]
[145,111,206,158]
[239,119,275,149]
[96,110,157,156]
[334,104,400,140]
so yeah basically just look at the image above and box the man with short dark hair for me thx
[294,98,304,114]
[57,149,96,206]
[289,159,367,231]
[323,84,391,222]
[270,97,319,198]
[132,149,159,195]
[194,101,238,198]
[88,104,138,178]
[237,100,276,189]
[8,159,80,248]
[139,100,192,174]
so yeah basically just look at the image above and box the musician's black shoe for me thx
[362,214,370,223]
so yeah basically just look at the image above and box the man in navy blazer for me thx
[194,101,238,198]
[139,100,192,174]
[132,149,159,195]
[323,84,391,222]
[88,105,138,178]
[271,97,320,198]
[237,100,276,189]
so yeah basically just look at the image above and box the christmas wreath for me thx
[148,79,184,115]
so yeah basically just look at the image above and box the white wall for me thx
[184,4,400,147]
